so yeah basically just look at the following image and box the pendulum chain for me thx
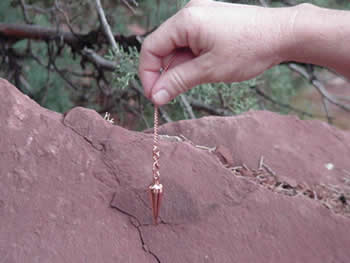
[152,105,160,184]
[149,54,176,224]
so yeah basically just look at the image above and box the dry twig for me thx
[288,63,350,112]
[251,85,318,118]
[179,94,196,119]
[95,0,119,53]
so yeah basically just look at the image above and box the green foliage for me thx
[0,0,22,23]
[260,65,298,114]
[108,45,140,90]
[27,0,54,6]
[190,80,260,115]
[33,13,51,27]
[177,0,190,9]
[22,43,75,112]
[139,0,178,27]
[1,0,349,130]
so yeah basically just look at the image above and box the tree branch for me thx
[186,97,232,116]
[0,23,142,51]
[321,96,333,124]
[80,48,118,71]
[259,0,350,116]
[95,0,119,52]
[288,63,350,112]
[159,107,173,123]
[179,94,196,119]
[19,0,32,24]
[0,23,80,46]
[250,85,322,118]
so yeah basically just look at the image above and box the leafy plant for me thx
[107,45,139,90]
[1,0,349,130]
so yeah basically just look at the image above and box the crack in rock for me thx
[62,113,105,152]
[110,181,202,225]
[109,180,209,262]
[110,193,161,263]
[61,110,122,187]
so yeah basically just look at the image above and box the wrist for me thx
[268,3,350,79]
[256,5,305,66]
[277,3,321,63]
[269,4,317,64]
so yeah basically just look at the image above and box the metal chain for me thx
[152,55,176,184]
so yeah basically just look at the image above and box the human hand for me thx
[138,0,294,105]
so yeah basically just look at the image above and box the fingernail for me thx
[153,90,170,105]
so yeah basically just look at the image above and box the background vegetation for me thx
[0,0,349,130]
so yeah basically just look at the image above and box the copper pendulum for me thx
[149,55,176,224]
[149,105,163,224]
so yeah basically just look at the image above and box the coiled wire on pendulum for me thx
[149,55,176,224]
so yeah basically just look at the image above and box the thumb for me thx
[151,54,212,105]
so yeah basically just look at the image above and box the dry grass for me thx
[230,157,350,218]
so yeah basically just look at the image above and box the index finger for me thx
[138,10,194,99]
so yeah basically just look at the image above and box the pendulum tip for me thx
[149,182,163,225]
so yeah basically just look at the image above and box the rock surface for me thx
[1,78,350,263]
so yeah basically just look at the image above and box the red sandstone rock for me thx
[158,111,350,189]
[1,78,350,263]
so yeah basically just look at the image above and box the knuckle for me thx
[169,68,189,94]
[178,6,202,37]
[179,7,192,22]
[199,54,215,81]
[141,36,152,52]
[297,3,313,9]
[185,0,209,8]
[179,6,198,23]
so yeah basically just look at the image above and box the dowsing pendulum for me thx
[149,105,162,224]
[149,55,176,224]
